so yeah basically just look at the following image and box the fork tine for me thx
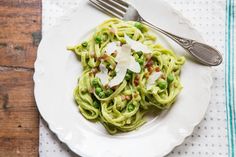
[89,0,124,18]
[100,0,127,12]
[110,0,129,7]
[97,0,125,15]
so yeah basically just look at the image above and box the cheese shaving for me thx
[95,64,109,85]
[105,41,120,55]
[146,71,162,90]
[108,44,141,87]
[124,35,151,53]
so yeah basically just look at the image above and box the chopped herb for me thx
[136,51,143,57]
[125,73,132,81]
[137,58,144,65]
[82,42,88,47]
[127,69,133,75]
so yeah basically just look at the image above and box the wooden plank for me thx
[0,138,38,157]
[0,68,39,156]
[0,0,41,156]
[0,0,41,68]
[0,69,39,157]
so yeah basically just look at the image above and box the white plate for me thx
[34,0,212,157]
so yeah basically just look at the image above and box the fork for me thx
[89,0,223,66]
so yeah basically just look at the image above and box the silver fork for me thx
[89,0,223,66]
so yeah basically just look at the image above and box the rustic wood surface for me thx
[0,0,41,156]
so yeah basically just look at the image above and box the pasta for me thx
[68,18,185,134]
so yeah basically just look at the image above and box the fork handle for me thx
[142,20,222,66]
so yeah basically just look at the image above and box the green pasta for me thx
[68,18,185,134]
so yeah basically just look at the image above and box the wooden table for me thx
[0,0,41,156]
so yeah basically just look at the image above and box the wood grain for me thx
[0,0,41,156]
[0,0,41,68]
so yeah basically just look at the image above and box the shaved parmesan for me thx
[95,64,109,85]
[105,42,120,55]
[146,71,162,90]
[108,64,127,87]
[128,56,141,73]
[124,35,151,53]
[108,44,141,87]
[115,44,130,62]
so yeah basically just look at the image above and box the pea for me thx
[136,51,143,57]
[92,78,99,86]
[167,74,174,83]
[125,73,132,81]
[94,36,102,44]
[82,41,88,47]
[127,103,135,112]
[158,80,167,89]
[137,58,144,65]
[105,89,113,96]
[134,22,143,30]
[98,91,106,98]
[95,87,102,94]
[93,101,100,109]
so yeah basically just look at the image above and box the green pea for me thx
[92,78,99,86]
[98,91,106,98]
[82,41,88,47]
[136,51,143,57]
[158,80,167,89]
[93,101,100,109]
[95,87,102,94]
[167,74,174,83]
[134,22,143,30]
[127,103,135,112]
[105,89,113,96]
[137,58,144,65]
[125,73,132,81]
[94,36,102,44]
